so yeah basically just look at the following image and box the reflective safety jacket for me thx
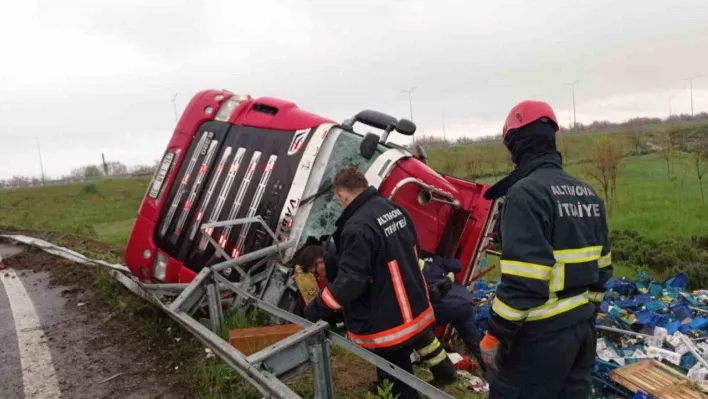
[488,155,613,341]
[308,187,435,351]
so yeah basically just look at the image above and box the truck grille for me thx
[155,121,313,273]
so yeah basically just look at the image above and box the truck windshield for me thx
[299,128,387,243]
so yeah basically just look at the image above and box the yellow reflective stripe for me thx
[418,338,440,357]
[526,292,589,321]
[419,259,426,270]
[501,260,552,280]
[588,291,605,302]
[492,298,529,321]
[598,253,612,268]
[553,246,603,264]
[549,263,565,292]
[425,350,448,367]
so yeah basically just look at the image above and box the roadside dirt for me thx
[3,246,198,399]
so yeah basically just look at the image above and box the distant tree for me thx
[130,163,158,176]
[584,136,624,214]
[71,165,104,179]
[657,129,677,180]
[105,161,128,176]
[691,150,708,205]
[8,175,30,187]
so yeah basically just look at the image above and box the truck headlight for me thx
[215,94,251,122]
[153,252,168,281]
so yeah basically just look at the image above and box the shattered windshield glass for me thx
[299,129,386,243]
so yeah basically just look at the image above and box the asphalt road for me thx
[0,242,194,399]
[0,243,64,399]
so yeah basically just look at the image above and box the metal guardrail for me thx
[139,216,456,399]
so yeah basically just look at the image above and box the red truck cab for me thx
[125,90,496,291]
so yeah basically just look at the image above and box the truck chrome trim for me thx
[281,124,340,258]
[274,124,335,251]
[365,147,410,189]
[189,146,232,240]
[198,147,246,249]
[173,138,220,239]
[160,131,212,237]
[219,152,261,250]
[233,155,278,258]
[388,177,461,207]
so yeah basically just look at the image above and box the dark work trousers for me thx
[375,330,457,399]
[433,299,484,370]
[486,317,596,399]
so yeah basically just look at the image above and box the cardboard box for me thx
[229,324,303,356]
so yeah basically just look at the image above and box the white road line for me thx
[1,269,61,399]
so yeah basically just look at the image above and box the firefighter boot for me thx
[414,331,457,386]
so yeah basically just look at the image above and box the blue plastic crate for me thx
[616,299,638,309]
[666,273,688,290]
[635,309,653,325]
[634,294,651,305]
[664,320,681,335]
[689,317,708,330]
[681,352,698,370]
[646,300,667,313]
[671,304,693,321]
[648,283,664,299]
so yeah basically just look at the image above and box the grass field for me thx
[0,177,148,245]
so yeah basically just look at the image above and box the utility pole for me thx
[442,112,447,143]
[401,87,417,146]
[171,93,179,122]
[563,80,580,128]
[682,75,702,116]
[401,87,417,122]
[669,95,675,118]
[36,137,45,184]
[102,153,108,176]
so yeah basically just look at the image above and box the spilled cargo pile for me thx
[592,272,708,398]
[470,275,708,398]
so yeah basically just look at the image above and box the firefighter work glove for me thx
[428,277,453,303]
[480,332,502,373]
[305,297,324,323]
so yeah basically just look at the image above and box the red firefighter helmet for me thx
[502,100,559,141]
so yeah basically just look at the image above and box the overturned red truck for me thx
[125,90,498,314]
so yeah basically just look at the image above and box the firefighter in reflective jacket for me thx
[481,100,613,399]
[304,167,457,399]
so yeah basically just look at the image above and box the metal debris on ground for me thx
[592,272,708,399]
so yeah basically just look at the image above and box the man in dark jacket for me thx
[419,253,484,370]
[480,100,613,399]
[304,166,456,399]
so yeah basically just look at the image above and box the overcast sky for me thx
[1,0,707,179]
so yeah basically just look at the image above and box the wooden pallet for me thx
[610,359,707,399]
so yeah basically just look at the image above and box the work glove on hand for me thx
[428,278,453,303]
[304,297,332,323]
[480,332,504,373]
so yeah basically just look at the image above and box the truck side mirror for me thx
[396,119,416,136]
[414,144,428,164]
[360,133,380,160]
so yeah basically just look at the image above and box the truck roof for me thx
[231,96,336,131]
